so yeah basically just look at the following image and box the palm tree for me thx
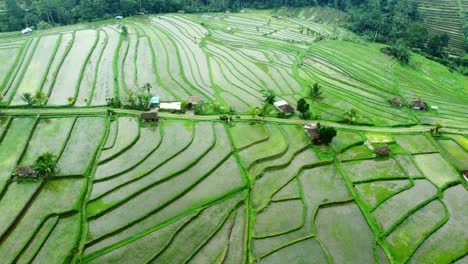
[433,121,443,134]
[261,89,276,104]
[307,82,323,102]
[33,91,48,106]
[343,108,359,124]
[21,92,34,106]
[249,106,260,118]
[67,96,76,105]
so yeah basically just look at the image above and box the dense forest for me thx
[0,0,467,68]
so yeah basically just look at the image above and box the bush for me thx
[33,152,58,177]
[319,126,337,145]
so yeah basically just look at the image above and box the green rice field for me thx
[0,6,466,264]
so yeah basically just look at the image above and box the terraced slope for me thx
[416,0,466,56]
[0,9,465,130]
[0,116,465,263]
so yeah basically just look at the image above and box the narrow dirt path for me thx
[2,107,467,134]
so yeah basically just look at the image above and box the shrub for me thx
[33,152,58,177]
[319,126,337,145]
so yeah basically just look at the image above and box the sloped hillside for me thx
[416,0,466,56]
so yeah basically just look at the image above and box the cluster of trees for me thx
[0,0,311,32]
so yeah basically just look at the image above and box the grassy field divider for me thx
[45,32,76,100]
[382,197,450,264]
[93,120,194,184]
[54,117,78,163]
[148,22,209,99]
[253,199,306,239]
[0,116,12,143]
[87,153,243,247]
[100,124,164,179]
[183,207,237,262]
[112,32,123,99]
[89,122,213,216]
[0,181,45,244]
[334,159,383,249]
[1,39,32,95]
[98,116,141,165]
[72,30,100,106]
[118,33,131,94]
[6,39,40,104]
[102,119,119,151]
[13,215,59,263]
[87,30,108,106]
[141,25,178,100]
[86,187,246,259]
[73,116,111,262]
[0,43,26,94]
[37,35,62,95]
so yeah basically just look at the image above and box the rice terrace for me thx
[0,1,467,264]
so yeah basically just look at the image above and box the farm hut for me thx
[274,100,295,116]
[178,10,185,14]
[160,102,182,111]
[21,27,33,35]
[412,100,428,111]
[225,27,233,33]
[304,122,320,142]
[463,171,468,182]
[141,109,159,122]
[115,15,124,20]
[391,97,404,107]
[185,96,201,110]
[13,166,38,179]
[149,96,159,109]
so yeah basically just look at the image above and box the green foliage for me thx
[21,92,34,106]
[33,152,57,177]
[319,126,337,145]
[106,97,122,108]
[343,107,359,124]
[307,82,323,102]
[33,91,48,106]
[67,97,76,105]
[121,25,129,37]
[259,103,273,119]
[249,106,260,118]
[297,98,310,119]
[261,89,276,104]
[387,42,411,64]
[425,34,450,58]
[124,90,149,111]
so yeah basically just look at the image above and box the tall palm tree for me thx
[343,108,359,124]
[261,89,276,104]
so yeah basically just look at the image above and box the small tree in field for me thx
[318,126,337,145]
[121,25,129,37]
[249,106,260,118]
[67,97,76,105]
[33,91,48,106]
[21,92,34,106]
[343,108,359,124]
[33,152,58,177]
[433,121,443,134]
[297,98,310,119]
[307,82,323,102]
[261,89,276,104]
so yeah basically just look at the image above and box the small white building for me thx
[160,102,182,111]
[115,16,124,20]
[274,100,295,116]
[21,27,33,35]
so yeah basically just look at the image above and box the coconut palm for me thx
[21,92,34,106]
[307,82,323,102]
[261,89,276,104]
[343,108,359,124]
[33,91,48,106]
